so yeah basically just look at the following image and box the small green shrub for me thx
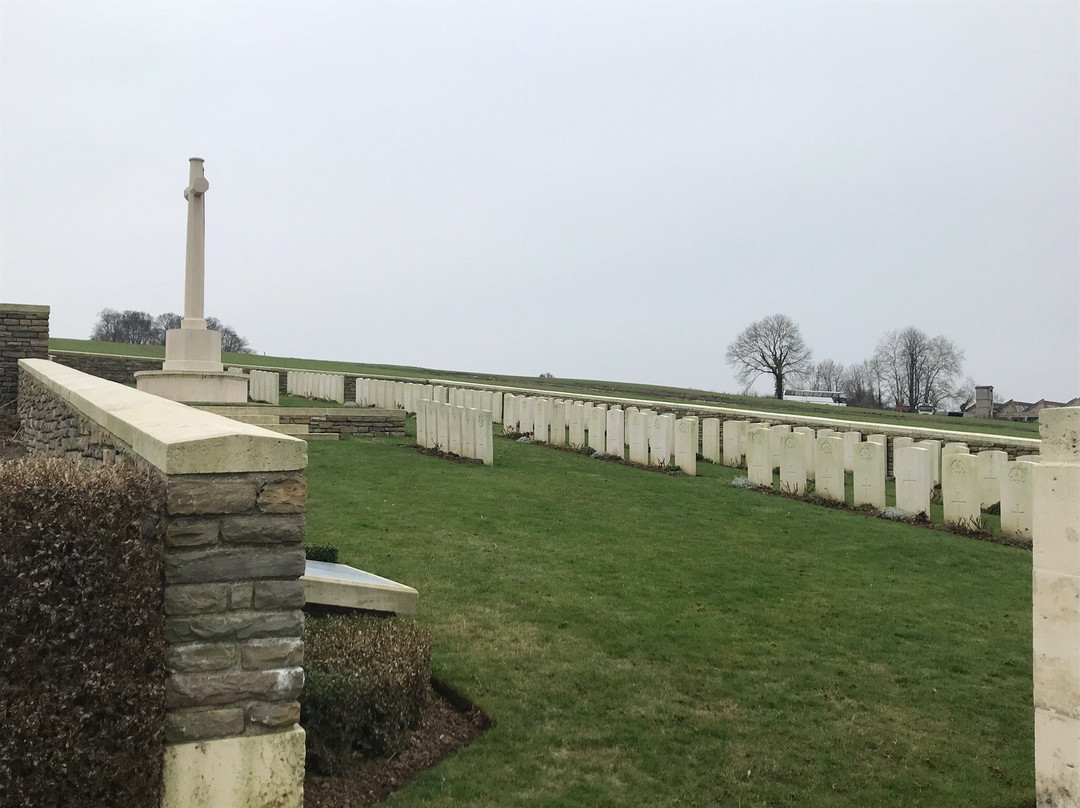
[305,543,339,563]
[302,615,431,774]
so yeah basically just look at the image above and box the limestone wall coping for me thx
[1,303,50,314]
[428,378,1042,451]
[20,359,306,474]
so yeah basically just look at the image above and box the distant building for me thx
[965,395,1079,422]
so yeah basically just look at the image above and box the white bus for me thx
[782,389,848,406]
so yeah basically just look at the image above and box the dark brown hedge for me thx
[302,615,431,775]
[0,458,166,808]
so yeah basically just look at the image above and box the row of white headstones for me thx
[326,373,1080,801]
[285,370,345,404]
[415,400,494,465]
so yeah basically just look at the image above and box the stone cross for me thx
[183,158,210,329]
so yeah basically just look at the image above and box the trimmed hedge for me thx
[0,458,166,808]
[302,615,431,774]
[305,543,340,564]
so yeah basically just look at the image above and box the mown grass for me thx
[305,425,1033,808]
[49,338,1039,440]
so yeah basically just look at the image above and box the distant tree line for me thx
[726,314,970,411]
[90,308,254,354]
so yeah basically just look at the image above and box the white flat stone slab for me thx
[302,560,418,614]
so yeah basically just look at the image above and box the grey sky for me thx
[2,0,1077,402]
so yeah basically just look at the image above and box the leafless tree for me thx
[873,327,964,409]
[205,316,253,354]
[809,359,848,392]
[90,309,254,353]
[844,358,886,408]
[90,308,159,345]
[725,314,813,399]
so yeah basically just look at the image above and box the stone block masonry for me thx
[0,304,49,425]
[51,349,163,385]
[18,358,307,808]
[278,409,404,437]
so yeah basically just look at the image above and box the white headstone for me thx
[779,432,807,494]
[852,440,886,510]
[606,407,625,458]
[895,446,931,517]
[735,420,751,463]
[746,427,772,487]
[793,426,815,480]
[891,436,914,474]
[841,431,861,474]
[701,418,721,464]
[674,417,698,476]
[769,424,791,471]
[503,394,518,436]
[415,399,429,448]
[436,402,450,452]
[473,410,494,466]
[722,420,743,467]
[660,413,676,465]
[475,409,493,465]
[568,402,586,449]
[942,452,980,527]
[461,407,477,459]
[1032,407,1080,803]
[533,398,551,443]
[448,406,464,456]
[917,439,942,485]
[520,397,536,437]
[977,450,1008,509]
[628,410,648,464]
[814,435,846,502]
[588,405,607,452]
[624,406,639,446]
[649,415,671,468]
[1000,460,1035,539]
[549,400,567,446]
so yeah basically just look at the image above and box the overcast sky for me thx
[2,0,1077,402]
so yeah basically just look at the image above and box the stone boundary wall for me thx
[278,408,404,437]
[17,358,308,808]
[1,304,49,424]
[51,349,163,385]
[51,350,366,402]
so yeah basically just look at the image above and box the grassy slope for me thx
[305,428,1033,808]
[49,338,1038,440]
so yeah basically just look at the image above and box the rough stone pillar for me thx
[0,303,49,425]
[19,358,307,808]
[1033,406,1080,807]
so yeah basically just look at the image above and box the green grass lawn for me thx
[48,338,1038,440]
[305,426,1034,808]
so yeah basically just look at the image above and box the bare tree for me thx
[873,327,964,409]
[154,312,182,334]
[206,316,253,354]
[809,359,848,392]
[90,308,254,353]
[90,308,159,345]
[844,358,885,408]
[725,314,813,399]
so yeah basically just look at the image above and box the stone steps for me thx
[193,405,339,442]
